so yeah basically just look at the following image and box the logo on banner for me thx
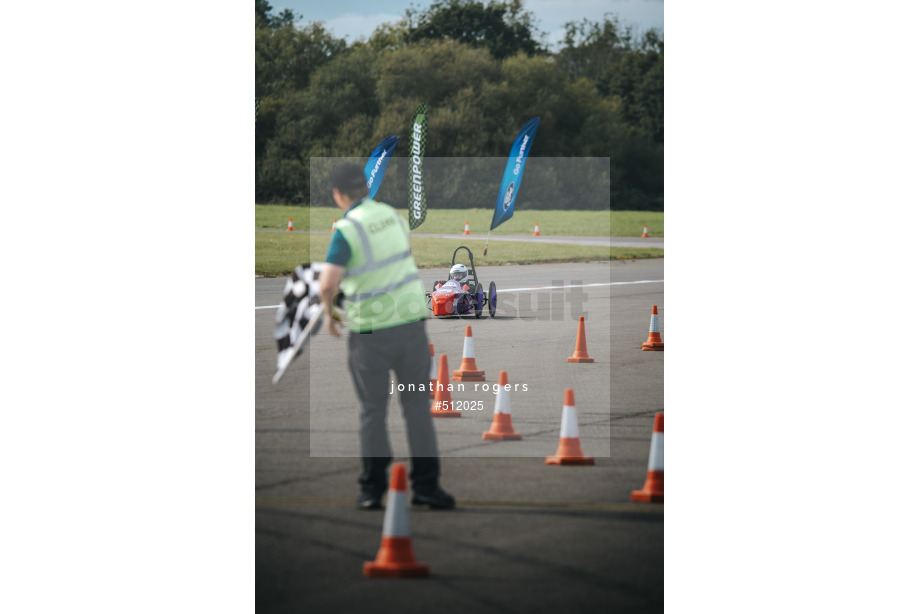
[503,182,514,211]
[410,121,423,219]
[367,152,387,188]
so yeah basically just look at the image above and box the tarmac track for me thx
[255,258,664,613]
[257,228,665,249]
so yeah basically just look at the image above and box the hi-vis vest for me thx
[335,199,426,332]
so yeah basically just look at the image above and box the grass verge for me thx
[255,232,662,278]
[256,205,664,238]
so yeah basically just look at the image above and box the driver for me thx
[436,264,470,291]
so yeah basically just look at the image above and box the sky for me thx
[273,0,663,49]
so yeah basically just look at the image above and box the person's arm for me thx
[319,264,345,338]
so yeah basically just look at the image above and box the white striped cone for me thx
[332,219,337,232]
[641,305,664,350]
[495,383,511,415]
[631,413,664,502]
[382,490,409,538]
[533,222,541,236]
[431,354,462,417]
[545,389,594,465]
[286,217,293,231]
[463,335,474,358]
[463,221,470,235]
[641,225,649,238]
[428,344,437,398]
[482,371,521,440]
[648,429,663,472]
[560,404,580,438]
[363,463,429,577]
[452,326,485,381]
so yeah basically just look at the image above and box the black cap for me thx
[329,163,367,192]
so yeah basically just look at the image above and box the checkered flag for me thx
[272,263,325,384]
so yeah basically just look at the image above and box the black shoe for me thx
[411,487,456,510]
[356,492,383,510]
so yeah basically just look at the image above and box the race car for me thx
[426,246,497,318]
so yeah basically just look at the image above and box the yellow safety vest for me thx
[335,200,426,332]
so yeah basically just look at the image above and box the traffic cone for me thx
[567,316,595,363]
[533,222,541,236]
[463,220,470,235]
[431,354,462,417]
[546,389,594,465]
[631,413,664,503]
[286,217,293,231]
[641,305,664,351]
[428,343,437,399]
[363,463,430,578]
[641,224,649,238]
[452,325,485,381]
[332,219,337,232]
[482,371,522,441]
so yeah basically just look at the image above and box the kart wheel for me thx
[488,281,497,317]
[474,283,483,318]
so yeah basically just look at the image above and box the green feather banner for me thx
[408,103,428,230]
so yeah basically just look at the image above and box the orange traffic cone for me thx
[482,371,522,441]
[332,218,337,232]
[631,413,663,503]
[363,463,430,578]
[567,316,595,363]
[431,354,462,417]
[428,343,437,399]
[452,325,485,381]
[546,389,594,465]
[641,305,664,351]
[286,217,293,231]
[641,224,649,238]
[463,220,470,235]
[533,222,541,236]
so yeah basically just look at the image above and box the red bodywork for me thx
[432,292,457,316]
[430,281,471,316]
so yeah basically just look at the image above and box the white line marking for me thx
[254,279,663,310]
[500,279,664,293]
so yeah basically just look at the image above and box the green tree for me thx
[374,40,502,159]
[255,0,272,29]
[256,21,346,99]
[257,91,312,203]
[256,0,297,30]
[555,15,636,84]
[305,46,383,153]
[376,40,498,110]
[555,15,663,144]
[604,35,663,143]
[256,1,348,202]
[406,0,545,60]
[254,5,663,210]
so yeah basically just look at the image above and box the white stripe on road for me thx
[499,279,664,294]
[254,279,664,310]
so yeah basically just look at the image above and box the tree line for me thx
[255,0,663,211]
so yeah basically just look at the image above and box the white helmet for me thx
[449,264,468,284]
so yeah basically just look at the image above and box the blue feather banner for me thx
[364,135,399,199]
[489,118,540,231]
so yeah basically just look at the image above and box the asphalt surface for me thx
[257,228,665,249]
[255,259,664,613]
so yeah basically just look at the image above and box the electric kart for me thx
[426,246,497,318]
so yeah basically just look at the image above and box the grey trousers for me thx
[347,319,440,495]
